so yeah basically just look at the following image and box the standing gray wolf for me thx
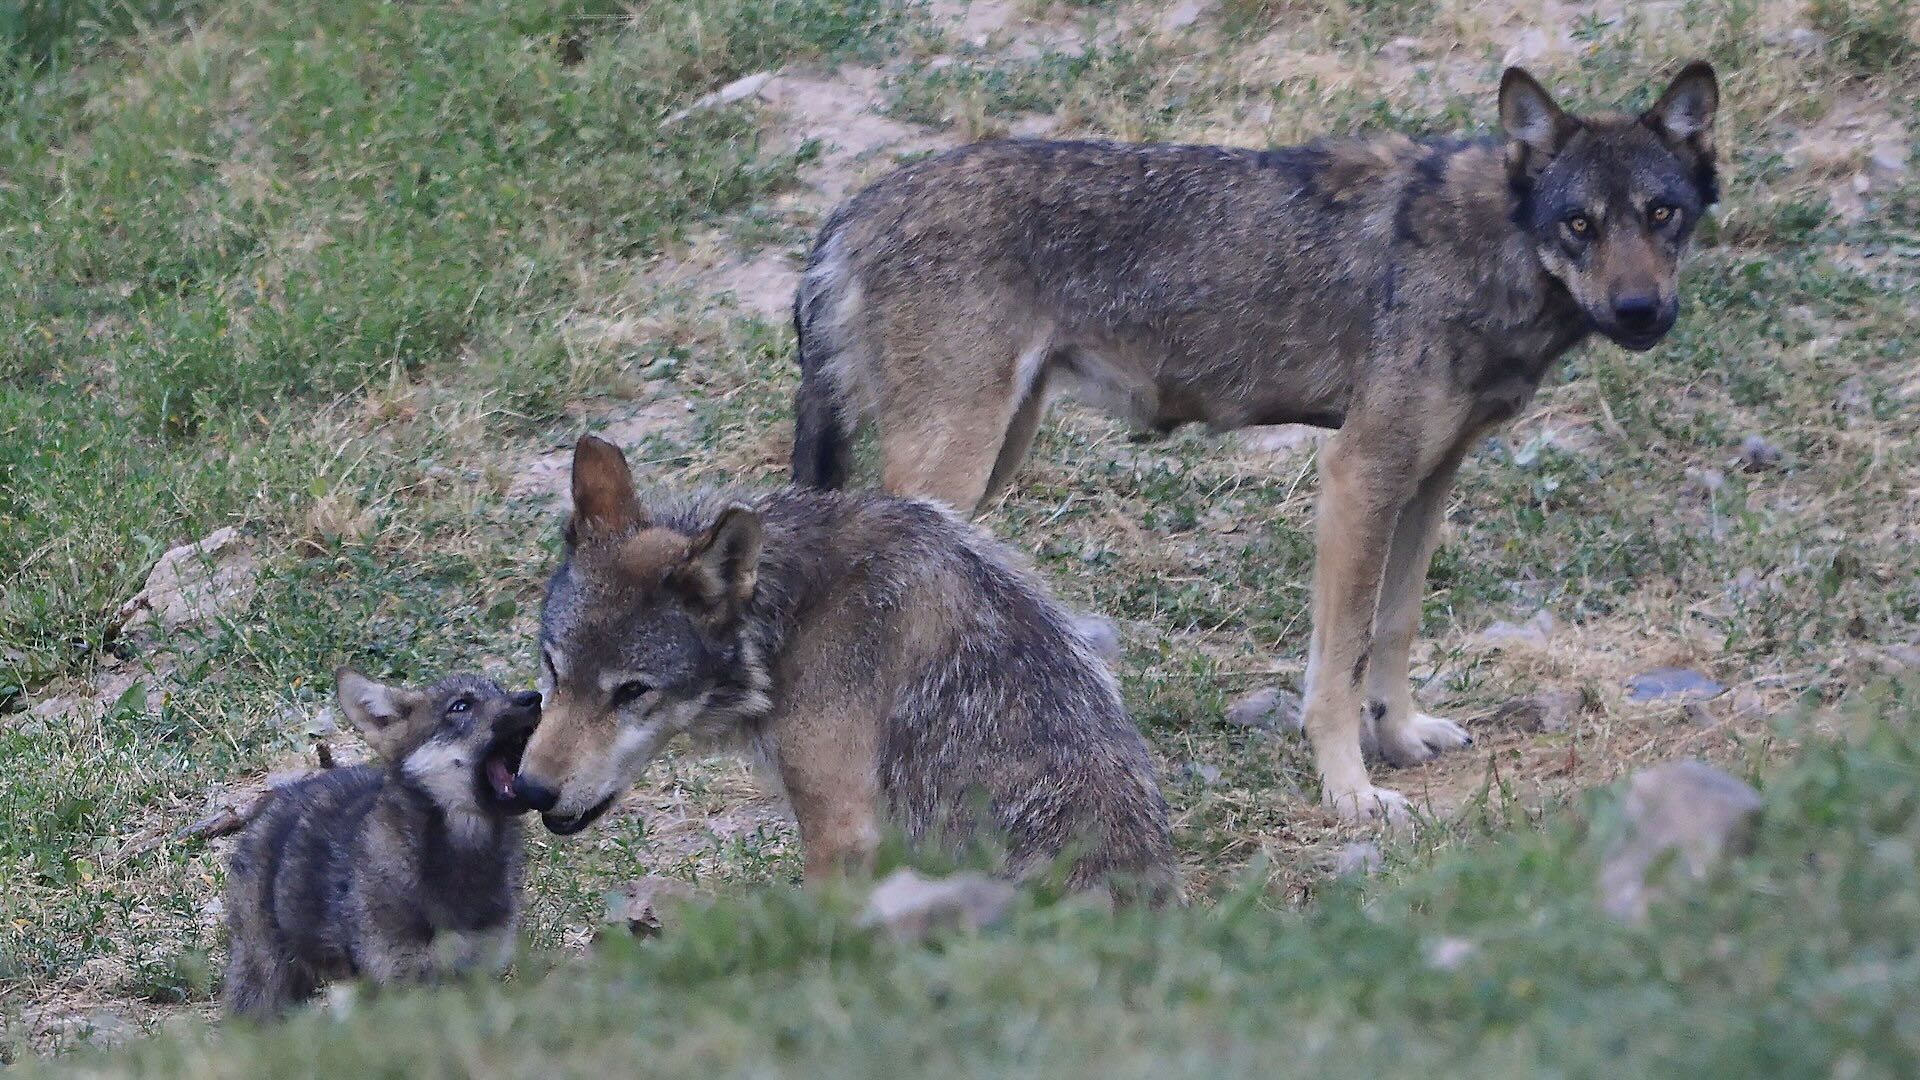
[510,435,1177,900]
[789,63,1719,821]
[223,670,541,1019]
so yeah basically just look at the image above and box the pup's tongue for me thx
[485,756,516,802]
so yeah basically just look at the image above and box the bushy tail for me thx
[790,259,853,489]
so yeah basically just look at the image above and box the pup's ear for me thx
[1499,66,1578,170]
[1642,60,1717,144]
[675,506,763,620]
[335,667,432,760]
[568,435,646,544]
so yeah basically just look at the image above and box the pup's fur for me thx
[514,436,1177,900]
[790,63,1719,820]
[223,671,541,1019]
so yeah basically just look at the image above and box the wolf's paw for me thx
[1322,784,1412,827]
[1377,713,1472,767]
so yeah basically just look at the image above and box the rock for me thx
[1477,610,1555,650]
[112,527,258,636]
[1329,841,1382,878]
[1489,690,1582,733]
[1224,686,1302,733]
[603,877,703,939]
[1424,936,1476,971]
[1783,27,1826,55]
[1735,434,1782,471]
[858,868,1016,944]
[1878,643,1920,671]
[1626,667,1726,704]
[1868,142,1909,182]
[1183,761,1222,786]
[664,71,774,125]
[1684,466,1725,496]
[1072,615,1124,663]
[1598,760,1762,923]
[1157,0,1209,32]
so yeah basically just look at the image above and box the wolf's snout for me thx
[508,689,543,711]
[511,774,561,812]
[1610,293,1663,333]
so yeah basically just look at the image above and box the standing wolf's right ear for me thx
[335,668,431,759]
[1499,67,1578,174]
[568,435,646,544]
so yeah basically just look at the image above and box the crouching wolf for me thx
[789,63,1720,821]
[223,670,541,1019]
[510,435,1177,900]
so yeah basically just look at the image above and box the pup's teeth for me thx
[486,757,515,800]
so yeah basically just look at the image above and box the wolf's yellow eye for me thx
[1650,204,1674,224]
[1566,215,1590,236]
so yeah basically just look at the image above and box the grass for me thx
[27,686,1920,1077]
[3,0,1918,1067]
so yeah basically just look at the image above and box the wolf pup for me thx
[511,435,1177,900]
[223,669,541,1019]
[789,63,1720,821]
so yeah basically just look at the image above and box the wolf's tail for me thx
[790,235,854,490]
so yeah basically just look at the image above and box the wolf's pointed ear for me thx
[1499,67,1578,162]
[335,667,431,760]
[1642,61,1717,144]
[568,435,646,544]
[677,506,763,619]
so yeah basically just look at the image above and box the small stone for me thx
[1598,760,1762,923]
[1224,686,1302,733]
[1489,690,1582,734]
[1784,27,1826,55]
[1157,0,1209,31]
[1425,936,1476,970]
[664,71,774,125]
[1184,761,1222,786]
[1478,610,1555,649]
[603,877,702,939]
[1868,142,1909,182]
[1626,668,1726,704]
[858,868,1017,944]
[1684,466,1726,496]
[1735,434,1782,471]
[1072,615,1123,663]
[1329,841,1382,877]
[925,54,956,72]
[1878,643,1920,671]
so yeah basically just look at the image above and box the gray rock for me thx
[664,71,774,125]
[1598,760,1762,923]
[113,527,258,635]
[603,876,703,939]
[1224,686,1303,733]
[1183,761,1222,786]
[1424,936,1476,970]
[858,868,1016,944]
[1478,610,1555,649]
[1626,667,1726,704]
[1329,841,1382,877]
[1071,615,1124,663]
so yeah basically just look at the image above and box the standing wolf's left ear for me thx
[675,506,763,619]
[1642,61,1718,145]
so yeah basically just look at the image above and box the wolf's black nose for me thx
[1612,294,1660,331]
[510,690,542,710]
[512,774,560,812]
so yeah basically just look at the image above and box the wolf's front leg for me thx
[1364,450,1472,768]
[1301,430,1420,825]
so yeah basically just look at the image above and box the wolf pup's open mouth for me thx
[478,699,541,812]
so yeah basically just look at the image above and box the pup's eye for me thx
[447,698,471,715]
[609,681,654,709]
[1649,204,1675,224]
[1565,214,1591,236]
